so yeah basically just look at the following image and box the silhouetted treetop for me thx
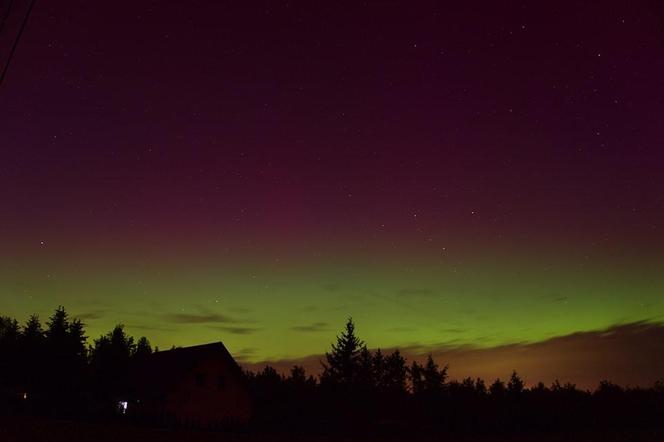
[22,314,44,344]
[423,354,447,393]
[321,317,366,386]
[134,336,153,359]
[46,306,69,346]
[508,370,525,396]
[490,378,507,397]
[3,308,664,433]
[382,350,408,393]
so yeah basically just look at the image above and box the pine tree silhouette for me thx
[0,316,20,403]
[133,336,153,359]
[20,314,44,404]
[422,354,447,394]
[321,317,364,386]
[383,350,407,393]
[90,324,136,410]
[43,307,88,416]
[508,370,525,396]
[409,360,424,394]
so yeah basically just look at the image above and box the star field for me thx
[0,1,663,384]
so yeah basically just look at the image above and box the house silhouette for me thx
[128,342,252,427]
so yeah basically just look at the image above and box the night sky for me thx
[1,1,663,387]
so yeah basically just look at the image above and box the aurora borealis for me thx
[1,1,663,387]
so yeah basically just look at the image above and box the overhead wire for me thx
[0,0,36,89]
[0,0,17,35]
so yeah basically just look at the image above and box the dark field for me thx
[0,418,662,442]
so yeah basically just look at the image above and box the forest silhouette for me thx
[1,307,664,434]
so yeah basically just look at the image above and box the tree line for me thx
[0,307,153,417]
[246,318,664,433]
[1,308,664,433]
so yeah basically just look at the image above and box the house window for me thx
[217,375,226,390]
[195,373,206,387]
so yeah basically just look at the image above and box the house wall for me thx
[161,357,252,426]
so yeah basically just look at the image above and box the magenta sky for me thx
[1,1,663,385]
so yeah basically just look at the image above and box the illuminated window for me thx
[118,401,128,414]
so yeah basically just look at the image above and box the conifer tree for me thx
[22,314,44,344]
[321,318,365,386]
[490,378,506,397]
[0,316,20,391]
[508,370,525,396]
[357,346,374,389]
[409,360,424,394]
[372,348,386,390]
[45,306,69,355]
[21,314,45,393]
[423,354,447,393]
[133,336,153,358]
[383,350,407,393]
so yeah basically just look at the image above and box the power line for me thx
[0,0,16,35]
[0,0,36,89]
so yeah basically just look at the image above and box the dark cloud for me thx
[74,309,106,320]
[163,312,236,324]
[396,288,434,297]
[241,321,664,390]
[241,353,324,375]
[127,324,177,332]
[291,322,330,332]
[211,325,261,335]
[422,321,664,389]
[234,348,257,360]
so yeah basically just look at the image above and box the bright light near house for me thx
[22,392,27,400]
[118,400,128,414]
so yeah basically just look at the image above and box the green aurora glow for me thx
[3,245,662,362]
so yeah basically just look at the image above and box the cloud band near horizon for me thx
[240,321,664,390]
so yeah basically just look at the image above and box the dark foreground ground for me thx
[1,417,662,442]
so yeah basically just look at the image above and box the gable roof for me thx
[130,342,246,398]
